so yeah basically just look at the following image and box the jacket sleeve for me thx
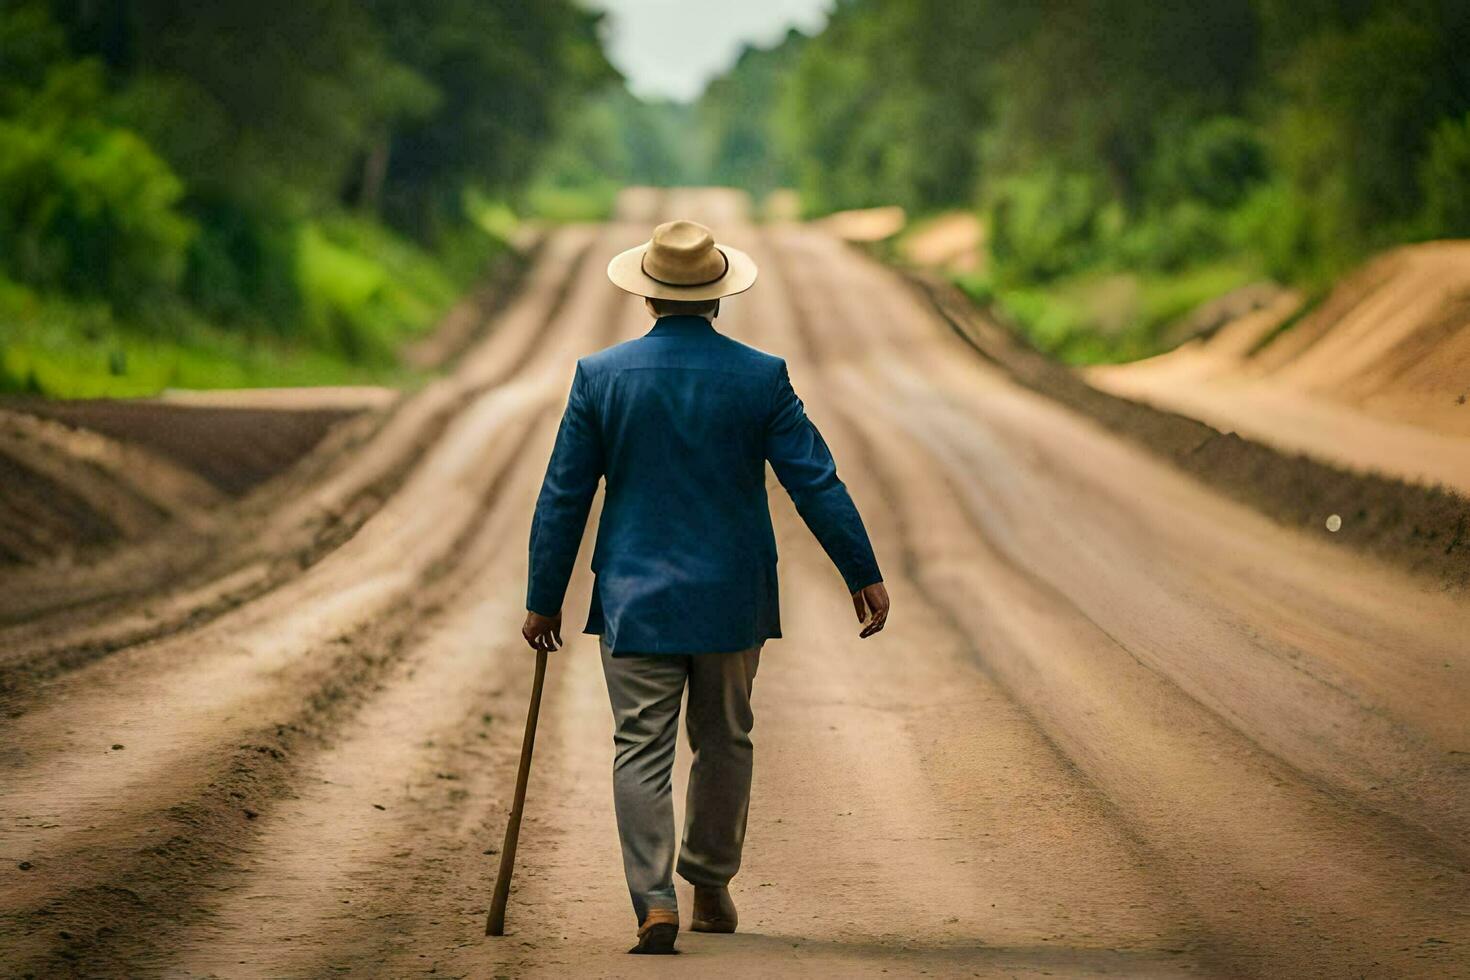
[527,362,603,616]
[764,360,882,592]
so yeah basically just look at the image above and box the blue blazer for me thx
[527,315,882,655]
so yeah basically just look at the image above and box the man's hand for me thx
[522,610,563,652]
[851,582,890,638]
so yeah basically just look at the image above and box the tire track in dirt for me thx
[181,434,555,980]
[138,224,655,980]
[1,397,552,976]
[5,193,1466,978]
[0,409,224,538]
[753,228,1210,970]
[885,361,1470,860]
[0,447,125,563]
[1,217,651,977]
[766,223,1470,977]
[444,217,1205,978]
[154,222,658,978]
[0,409,380,628]
[826,237,1470,864]
[0,228,601,707]
[0,223,616,795]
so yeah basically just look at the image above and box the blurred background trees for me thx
[649,0,1469,360]
[692,0,1470,284]
[5,0,1469,391]
[1,0,610,394]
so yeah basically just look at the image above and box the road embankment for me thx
[905,266,1470,591]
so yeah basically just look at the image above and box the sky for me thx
[585,0,833,103]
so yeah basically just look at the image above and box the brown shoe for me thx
[690,886,737,934]
[629,908,679,954]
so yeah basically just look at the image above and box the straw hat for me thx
[607,220,758,301]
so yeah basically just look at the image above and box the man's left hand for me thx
[522,610,564,652]
[852,582,890,638]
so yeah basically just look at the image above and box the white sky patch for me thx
[586,0,833,102]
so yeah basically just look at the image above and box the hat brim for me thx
[606,242,758,301]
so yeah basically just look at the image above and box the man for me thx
[521,219,889,954]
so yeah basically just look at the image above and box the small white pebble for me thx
[1326,514,1342,532]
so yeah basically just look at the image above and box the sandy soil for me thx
[7,399,368,496]
[817,206,907,244]
[1090,241,1470,493]
[1,190,1467,979]
[899,211,986,275]
[155,387,398,411]
[0,394,374,572]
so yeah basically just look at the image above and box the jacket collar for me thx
[646,315,716,337]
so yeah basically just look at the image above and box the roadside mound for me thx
[1085,241,1470,496]
[1126,241,1470,436]
[898,211,986,275]
[9,398,366,495]
[911,269,1470,590]
[1253,241,1470,435]
[0,398,367,566]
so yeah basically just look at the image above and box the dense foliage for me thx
[695,0,1470,290]
[528,86,700,221]
[0,0,610,394]
[7,0,1468,386]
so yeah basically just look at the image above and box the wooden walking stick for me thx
[486,647,549,936]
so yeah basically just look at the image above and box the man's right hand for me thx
[522,610,563,652]
[851,582,890,638]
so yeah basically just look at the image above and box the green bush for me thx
[182,195,302,328]
[0,269,436,399]
[986,168,1108,283]
[1267,14,1445,272]
[0,64,194,310]
[294,214,498,364]
[523,178,618,223]
[1114,201,1230,272]
[1421,112,1470,238]
[295,223,400,363]
[987,258,1261,364]
[1226,178,1349,285]
[1150,116,1267,209]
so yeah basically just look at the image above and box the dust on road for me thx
[2,189,1467,978]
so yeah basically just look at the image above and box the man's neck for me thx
[648,314,717,337]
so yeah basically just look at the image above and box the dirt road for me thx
[2,189,1468,978]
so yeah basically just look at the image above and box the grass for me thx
[958,255,1265,364]
[295,217,470,364]
[522,179,618,222]
[0,292,433,399]
[0,210,511,400]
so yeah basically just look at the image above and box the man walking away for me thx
[521,219,889,954]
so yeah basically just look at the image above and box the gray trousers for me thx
[599,639,761,922]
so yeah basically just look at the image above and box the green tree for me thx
[984,0,1258,209]
[0,0,624,372]
[0,8,192,308]
[365,0,616,239]
[700,32,808,198]
[1420,112,1470,237]
[1266,9,1468,269]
